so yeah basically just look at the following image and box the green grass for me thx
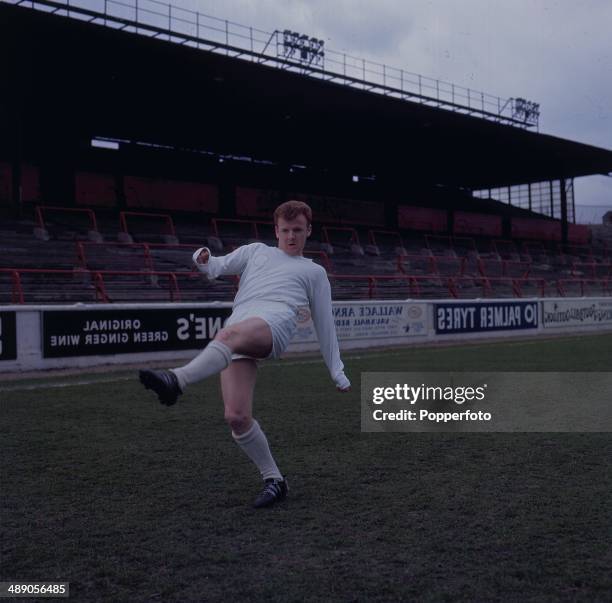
[1,334,611,602]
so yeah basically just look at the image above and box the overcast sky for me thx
[156,0,609,221]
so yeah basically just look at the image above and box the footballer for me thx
[139,200,350,508]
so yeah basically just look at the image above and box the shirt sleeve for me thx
[309,268,350,390]
[192,243,261,280]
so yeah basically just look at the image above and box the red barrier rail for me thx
[433,256,468,277]
[119,211,176,237]
[569,261,611,279]
[329,274,421,298]
[322,226,361,246]
[522,241,548,257]
[368,230,404,249]
[253,221,275,240]
[211,219,276,241]
[0,268,107,303]
[2,268,609,304]
[84,271,185,302]
[557,278,611,297]
[492,239,520,259]
[35,205,99,234]
[513,277,548,297]
[326,274,589,299]
[0,270,24,304]
[397,253,435,274]
[397,254,466,276]
[478,258,531,278]
[425,234,453,252]
[0,268,197,303]
[76,241,200,271]
[76,241,154,271]
[425,234,477,257]
[211,218,258,239]
[558,244,594,262]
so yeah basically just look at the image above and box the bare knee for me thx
[216,326,239,348]
[225,408,252,434]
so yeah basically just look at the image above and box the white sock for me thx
[232,419,283,481]
[170,340,232,391]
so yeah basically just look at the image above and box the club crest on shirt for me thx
[296,306,311,324]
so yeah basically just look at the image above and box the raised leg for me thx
[171,317,273,391]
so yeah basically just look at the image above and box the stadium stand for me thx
[118,211,178,244]
[0,268,104,304]
[366,230,407,257]
[321,226,364,256]
[492,239,521,261]
[426,234,479,259]
[2,206,611,303]
[1,1,612,306]
[209,218,276,250]
[34,205,102,242]
[571,261,611,279]
[522,241,550,264]
[478,258,531,279]
[76,241,200,273]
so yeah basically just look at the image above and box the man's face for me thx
[275,214,311,256]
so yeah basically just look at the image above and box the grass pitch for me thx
[1,334,611,602]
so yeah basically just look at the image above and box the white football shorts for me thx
[224,301,298,360]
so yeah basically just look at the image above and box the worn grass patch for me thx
[1,334,611,601]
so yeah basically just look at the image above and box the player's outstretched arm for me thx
[310,270,351,392]
[192,242,263,279]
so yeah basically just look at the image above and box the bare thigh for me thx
[220,358,258,435]
[216,317,273,358]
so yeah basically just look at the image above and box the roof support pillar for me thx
[560,177,568,245]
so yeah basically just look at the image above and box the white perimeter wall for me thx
[1,297,612,373]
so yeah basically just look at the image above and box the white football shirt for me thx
[193,243,349,389]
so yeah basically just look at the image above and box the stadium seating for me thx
[1,206,610,303]
[34,205,102,242]
[366,230,407,257]
[118,211,178,244]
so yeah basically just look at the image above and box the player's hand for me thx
[196,248,210,264]
[335,373,351,392]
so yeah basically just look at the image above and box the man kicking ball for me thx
[139,200,350,508]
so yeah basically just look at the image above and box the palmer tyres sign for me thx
[42,307,232,358]
[434,301,538,334]
[0,311,17,360]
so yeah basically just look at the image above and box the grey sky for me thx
[162,0,611,221]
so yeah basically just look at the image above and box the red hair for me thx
[273,200,312,226]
